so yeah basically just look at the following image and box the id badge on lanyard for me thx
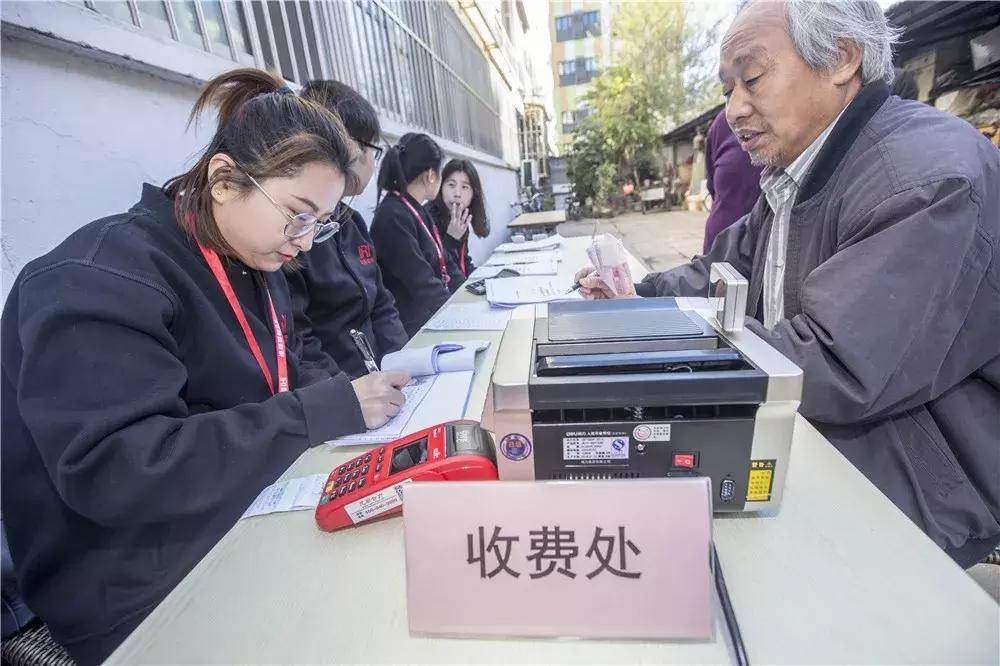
[198,242,289,394]
[393,192,450,285]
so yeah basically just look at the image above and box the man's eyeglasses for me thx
[359,139,384,162]
[243,171,346,243]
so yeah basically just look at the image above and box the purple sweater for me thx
[703,110,763,254]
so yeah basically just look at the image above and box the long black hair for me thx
[376,132,442,202]
[429,159,490,238]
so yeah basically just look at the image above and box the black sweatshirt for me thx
[369,192,451,336]
[427,204,476,293]
[0,184,366,664]
[288,209,409,378]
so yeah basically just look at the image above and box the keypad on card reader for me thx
[324,454,376,503]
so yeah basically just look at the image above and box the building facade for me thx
[549,0,613,155]
[1,0,532,301]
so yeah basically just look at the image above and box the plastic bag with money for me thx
[585,235,637,297]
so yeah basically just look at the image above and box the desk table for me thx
[111,237,999,665]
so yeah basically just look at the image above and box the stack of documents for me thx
[486,277,582,307]
[329,340,490,446]
[425,302,513,331]
[484,248,561,266]
[467,261,558,279]
[493,234,563,253]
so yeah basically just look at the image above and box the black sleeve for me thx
[13,262,366,528]
[371,204,450,323]
[355,218,409,356]
[443,241,467,292]
[464,238,477,276]
[429,206,467,291]
[283,263,341,384]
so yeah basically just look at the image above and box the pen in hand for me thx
[566,271,598,294]
[349,328,380,374]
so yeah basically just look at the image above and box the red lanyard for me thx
[393,191,450,285]
[459,241,467,276]
[198,242,289,395]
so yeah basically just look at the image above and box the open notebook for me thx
[328,340,490,446]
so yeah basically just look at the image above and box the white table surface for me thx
[111,236,999,665]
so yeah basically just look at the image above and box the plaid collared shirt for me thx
[758,116,840,329]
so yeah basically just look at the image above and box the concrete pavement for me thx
[558,208,708,273]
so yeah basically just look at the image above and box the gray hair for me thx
[739,1,901,85]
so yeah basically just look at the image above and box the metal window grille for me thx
[519,105,546,162]
[78,0,503,156]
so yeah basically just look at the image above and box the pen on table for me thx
[566,270,599,294]
[349,328,380,374]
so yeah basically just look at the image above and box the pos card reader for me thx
[486,265,802,512]
[316,421,497,531]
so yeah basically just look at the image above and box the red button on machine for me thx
[672,453,696,469]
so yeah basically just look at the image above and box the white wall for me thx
[1,35,518,302]
[1,35,209,300]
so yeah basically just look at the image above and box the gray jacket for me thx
[638,83,1000,564]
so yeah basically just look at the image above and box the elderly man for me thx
[577,0,999,567]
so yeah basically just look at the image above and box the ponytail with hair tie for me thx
[375,132,442,203]
[164,67,356,255]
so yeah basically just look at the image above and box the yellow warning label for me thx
[746,459,776,501]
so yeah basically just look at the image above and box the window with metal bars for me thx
[77,0,503,157]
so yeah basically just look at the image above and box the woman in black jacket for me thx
[288,80,409,377]
[0,68,409,664]
[426,159,491,291]
[369,133,449,336]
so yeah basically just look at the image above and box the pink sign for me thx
[403,478,714,640]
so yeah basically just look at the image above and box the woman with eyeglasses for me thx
[287,80,409,378]
[370,133,449,336]
[0,68,409,664]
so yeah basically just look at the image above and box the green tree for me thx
[612,1,722,130]
[565,116,608,205]
[586,65,661,188]
[567,1,722,210]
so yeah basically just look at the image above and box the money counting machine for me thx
[486,265,803,512]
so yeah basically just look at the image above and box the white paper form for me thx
[241,473,327,519]
[493,234,564,253]
[486,277,583,307]
[329,375,436,446]
[484,249,561,266]
[327,368,476,446]
[467,261,558,280]
[424,302,513,331]
[392,369,474,435]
